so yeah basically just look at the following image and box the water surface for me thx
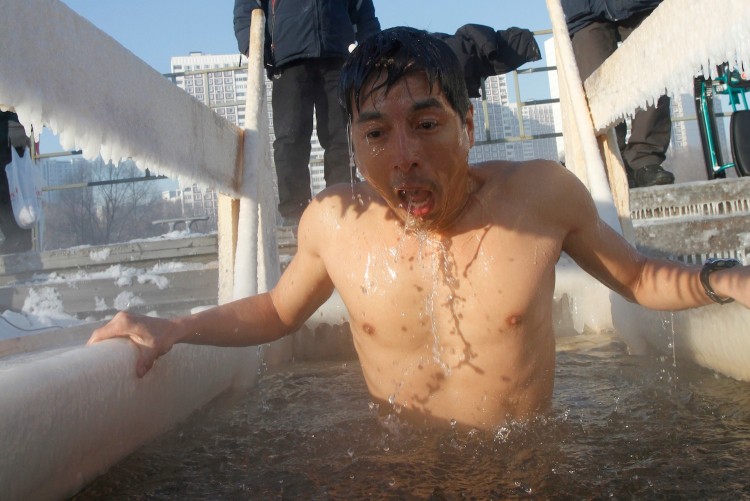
[75,337,750,499]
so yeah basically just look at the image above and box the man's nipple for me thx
[506,315,522,327]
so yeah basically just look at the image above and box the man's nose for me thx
[393,129,419,173]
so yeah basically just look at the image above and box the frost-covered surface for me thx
[232,40,280,300]
[0,338,260,500]
[27,259,207,288]
[613,294,750,381]
[0,291,82,340]
[586,0,750,131]
[0,0,242,196]
[1,260,211,340]
[547,0,621,231]
[88,248,111,262]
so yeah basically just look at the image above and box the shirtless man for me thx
[89,27,750,430]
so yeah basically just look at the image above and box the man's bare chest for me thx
[327,227,561,349]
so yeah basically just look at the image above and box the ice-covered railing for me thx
[0,4,285,499]
[0,0,280,300]
[585,0,750,134]
[546,0,750,241]
[0,0,244,196]
[547,0,750,387]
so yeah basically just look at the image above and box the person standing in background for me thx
[562,0,675,188]
[233,0,380,227]
[0,110,32,254]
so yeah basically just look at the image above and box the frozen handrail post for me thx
[0,2,283,499]
[546,0,625,238]
[217,8,280,305]
[216,8,287,363]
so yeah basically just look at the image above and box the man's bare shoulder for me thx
[472,158,566,180]
[471,159,578,199]
[297,181,389,246]
[305,181,385,222]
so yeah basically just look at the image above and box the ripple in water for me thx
[74,342,750,499]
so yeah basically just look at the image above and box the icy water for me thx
[75,338,750,499]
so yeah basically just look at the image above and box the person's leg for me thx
[570,20,618,81]
[571,21,635,182]
[272,61,315,221]
[313,58,353,187]
[618,12,674,186]
[622,95,672,169]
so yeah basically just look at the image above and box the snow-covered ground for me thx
[0,231,218,340]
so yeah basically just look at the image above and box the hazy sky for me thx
[42,1,556,153]
[59,1,553,73]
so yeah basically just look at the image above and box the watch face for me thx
[706,258,741,268]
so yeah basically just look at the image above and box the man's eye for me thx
[419,120,437,130]
[365,130,382,140]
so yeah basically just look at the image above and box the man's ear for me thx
[464,103,475,148]
[347,121,363,176]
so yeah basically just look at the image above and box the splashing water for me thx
[77,355,750,499]
[347,119,356,201]
[397,221,462,375]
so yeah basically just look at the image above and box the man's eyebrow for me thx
[356,97,446,124]
[356,109,383,123]
[411,97,445,113]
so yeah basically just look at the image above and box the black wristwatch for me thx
[700,258,741,304]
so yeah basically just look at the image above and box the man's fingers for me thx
[87,322,116,345]
[136,345,158,378]
[86,312,166,377]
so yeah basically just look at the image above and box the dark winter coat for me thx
[233,0,380,71]
[561,0,663,35]
[434,24,541,98]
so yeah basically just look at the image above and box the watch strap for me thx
[700,258,740,304]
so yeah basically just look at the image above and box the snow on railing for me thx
[585,0,750,133]
[0,0,244,196]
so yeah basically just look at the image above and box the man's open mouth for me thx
[397,188,434,217]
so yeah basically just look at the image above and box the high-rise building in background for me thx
[469,74,559,164]
[40,158,85,203]
[173,52,559,219]
[170,51,326,223]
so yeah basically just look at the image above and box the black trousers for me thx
[571,12,672,172]
[271,58,352,220]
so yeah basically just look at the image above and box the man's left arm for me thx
[556,165,750,310]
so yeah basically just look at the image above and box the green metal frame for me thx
[694,64,750,179]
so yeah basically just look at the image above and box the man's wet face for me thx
[350,72,474,230]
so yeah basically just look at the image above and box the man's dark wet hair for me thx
[339,27,471,123]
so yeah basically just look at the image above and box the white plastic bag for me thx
[6,147,42,229]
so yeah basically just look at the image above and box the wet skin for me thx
[90,72,750,430]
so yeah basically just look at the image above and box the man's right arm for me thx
[88,293,291,377]
[88,200,336,377]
